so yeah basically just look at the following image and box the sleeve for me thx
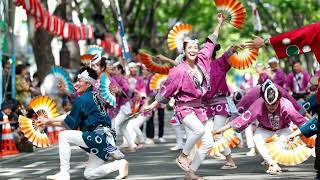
[155,68,183,104]
[273,70,287,87]
[283,98,307,127]
[231,98,262,132]
[117,77,129,98]
[269,22,320,60]
[286,73,293,91]
[196,34,217,69]
[63,98,84,130]
[278,85,306,115]
[299,116,318,138]
[216,50,232,73]
[236,87,260,114]
[303,72,310,90]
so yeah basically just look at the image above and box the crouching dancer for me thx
[38,67,128,180]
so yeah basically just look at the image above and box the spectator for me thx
[15,64,35,106]
[266,57,287,88]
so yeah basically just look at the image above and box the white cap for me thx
[268,57,279,64]
[128,62,137,68]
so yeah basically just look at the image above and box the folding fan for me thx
[301,135,316,148]
[100,73,117,108]
[149,74,168,90]
[167,23,193,51]
[223,128,240,148]
[86,45,104,56]
[29,96,60,118]
[139,52,172,74]
[51,66,74,94]
[264,135,312,166]
[19,115,50,148]
[228,48,259,69]
[80,54,94,66]
[208,138,230,156]
[214,0,246,29]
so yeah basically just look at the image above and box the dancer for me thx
[143,13,231,179]
[215,81,307,175]
[38,67,128,180]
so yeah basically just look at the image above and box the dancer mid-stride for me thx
[38,67,128,180]
[143,13,231,180]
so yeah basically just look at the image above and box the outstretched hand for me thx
[230,44,246,53]
[245,35,265,49]
[217,13,225,25]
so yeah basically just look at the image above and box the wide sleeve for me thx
[196,34,217,69]
[273,70,287,87]
[286,73,293,91]
[303,71,310,90]
[236,86,260,114]
[282,98,307,127]
[278,84,306,115]
[231,98,262,132]
[216,50,233,72]
[63,98,84,130]
[116,77,129,98]
[269,22,320,60]
[155,68,183,104]
[299,116,318,138]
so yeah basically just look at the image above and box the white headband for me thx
[184,38,199,44]
[78,70,97,85]
[264,84,279,105]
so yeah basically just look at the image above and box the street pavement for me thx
[0,111,316,180]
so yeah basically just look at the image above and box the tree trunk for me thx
[28,18,55,82]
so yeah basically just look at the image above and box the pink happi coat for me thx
[236,85,306,116]
[202,50,233,118]
[155,35,217,123]
[231,97,307,132]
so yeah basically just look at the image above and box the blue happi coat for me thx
[64,87,116,161]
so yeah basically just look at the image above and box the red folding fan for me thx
[214,0,246,29]
[228,48,259,69]
[167,23,193,51]
[80,54,94,66]
[139,52,172,74]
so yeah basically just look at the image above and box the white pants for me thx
[212,115,231,155]
[253,127,291,165]
[189,120,214,171]
[58,130,122,179]
[113,102,135,148]
[126,115,148,144]
[245,124,255,148]
[172,123,184,148]
[182,113,205,155]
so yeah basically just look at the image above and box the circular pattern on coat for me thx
[310,124,316,130]
[216,105,223,112]
[95,136,103,144]
[241,111,252,121]
[87,136,92,141]
[286,45,299,56]
[282,38,291,45]
[90,148,99,154]
[105,154,109,159]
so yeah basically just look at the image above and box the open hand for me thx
[217,13,225,25]
[245,35,264,49]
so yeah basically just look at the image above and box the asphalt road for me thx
[0,111,316,180]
